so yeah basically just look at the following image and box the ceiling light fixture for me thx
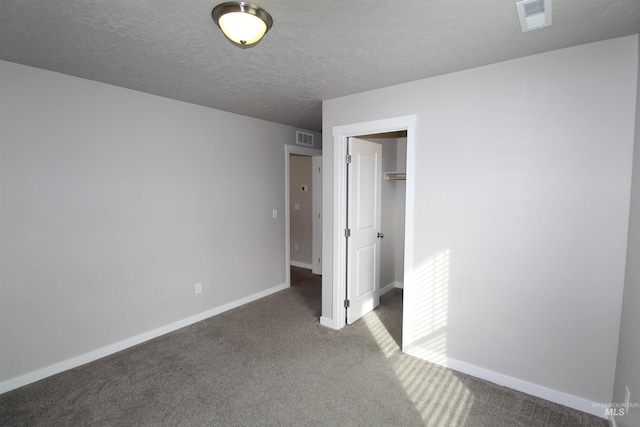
[211,2,273,48]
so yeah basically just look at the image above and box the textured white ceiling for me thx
[1,0,639,131]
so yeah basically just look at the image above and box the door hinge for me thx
[344,299,350,308]
[345,154,351,164]
[345,228,351,238]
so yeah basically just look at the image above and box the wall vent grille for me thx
[296,131,314,147]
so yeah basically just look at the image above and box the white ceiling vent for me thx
[516,0,552,32]
[296,131,314,147]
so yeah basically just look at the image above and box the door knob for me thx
[377,232,384,238]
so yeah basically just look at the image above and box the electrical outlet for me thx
[194,282,202,294]
[294,243,299,250]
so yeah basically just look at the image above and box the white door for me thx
[346,137,382,324]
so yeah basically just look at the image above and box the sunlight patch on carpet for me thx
[364,246,474,425]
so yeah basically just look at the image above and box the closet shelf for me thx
[385,172,406,181]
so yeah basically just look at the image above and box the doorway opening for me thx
[331,115,416,353]
[344,132,407,326]
[284,145,322,287]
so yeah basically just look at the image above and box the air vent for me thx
[516,0,552,32]
[524,0,545,16]
[296,131,314,147]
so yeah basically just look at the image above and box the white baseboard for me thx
[290,261,313,269]
[395,281,404,289]
[380,281,404,295]
[404,344,606,419]
[0,282,287,395]
[319,316,334,329]
[380,282,396,295]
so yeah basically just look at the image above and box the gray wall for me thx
[289,155,313,266]
[0,60,321,386]
[612,37,640,427]
[322,36,637,413]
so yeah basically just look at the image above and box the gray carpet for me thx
[0,267,607,427]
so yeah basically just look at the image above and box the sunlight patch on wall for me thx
[405,248,450,364]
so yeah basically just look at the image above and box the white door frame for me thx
[284,145,322,287]
[311,156,322,275]
[331,115,417,334]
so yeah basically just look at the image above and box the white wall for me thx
[395,137,407,286]
[361,135,406,291]
[0,60,321,388]
[289,155,313,267]
[322,36,638,414]
[612,37,640,427]
[376,136,398,289]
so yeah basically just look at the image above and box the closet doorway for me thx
[330,115,416,351]
[346,131,407,325]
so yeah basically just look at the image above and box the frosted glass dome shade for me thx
[212,2,273,48]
